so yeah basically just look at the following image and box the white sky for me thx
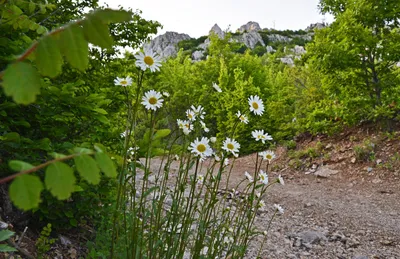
[104,0,333,38]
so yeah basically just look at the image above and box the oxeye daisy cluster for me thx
[111,48,287,259]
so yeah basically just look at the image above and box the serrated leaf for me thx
[74,155,100,184]
[93,9,132,23]
[83,16,113,49]
[0,244,17,252]
[0,230,15,242]
[2,62,41,105]
[153,129,171,140]
[95,152,117,178]
[9,160,34,171]
[36,35,63,77]
[9,175,43,211]
[59,24,88,71]
[45,162,76,200]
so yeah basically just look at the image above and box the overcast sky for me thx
[103,0,333,38]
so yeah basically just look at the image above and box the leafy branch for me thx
[0,146,117,211]
[0,8,132,104]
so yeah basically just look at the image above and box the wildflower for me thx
[162,91,170,97]
[251,129,273,144]
[134,49,161,72]
[174,154,179,160]
[200,121,210,132]
[244,171,253,183]
[258,200,266,209]
[186,109,196,121]
[255,192,261,198]
[210,137,217,143]
[177,119,185,129]
[263,231,268,236]
[222,138,240,156]
[212,82,222,93]
[189,137,212,160]
[128,146,139,155]
[259,170,268,185]
[274,204,284,214]
[183,121,193,135]
[141,90,163,111]
[277,175,284,185]
[214,154,221,161]
[114,76,132,87]
[236,111,249,124]
[248,95,264,116]
[259,150,275,162]
[224,158,229,166]
[191,105,206,120]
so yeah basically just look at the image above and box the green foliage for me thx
[36,223,56,257]
[354,139,376,162]
[9,174,44,211]
[0,230,17,252]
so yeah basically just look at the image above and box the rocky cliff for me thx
[145,21,324,64]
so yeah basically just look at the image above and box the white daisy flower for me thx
[277,175,284,185]
[200,121,210,132]
[114,76,132,87]
[120,130,131,138]
[128,146,139,155]
[244,171,253,183]
[212,82,222,93]
[259,150,275,162]
[191,105,205,120]
[141,90,164,111]
[177,119,185,129]
[248,95,265,116]
[222,138,240,156]
[186,109,196,121]
[162,91,170,97]
[259,170,268,185]
[236,111,249,124]
[134,49,162,72]
[224,158,230,166]
[252,129,273,144]
[210,137,217,143]
[182,121,193,135]
[189,137,212,160]
[274,204,284,214]
[258,200,266,209]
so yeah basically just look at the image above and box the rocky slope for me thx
[145,21,327,64]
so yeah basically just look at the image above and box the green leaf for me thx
[29,2,36,13]
[0,244,17,252]
[45,162,76,200]
[0,230,15,242]
[59,24,88,71]
[83,16,113,49]
[2,62,41,105]
[95,152,117,178]
[9,175,43,211]
[92,108,108,114]
[153,129,171,140]
[73,147,93,154]
[74,155,100,184]
[94,115,110,124]
[9,160,34,171]
[35,35,63,77]
[93,9,132,23]
[1,132,20,142]
[69,218,78,227]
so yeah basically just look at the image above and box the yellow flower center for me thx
[227,143,234,150]
[197,144,206,153]
[258,135,262,139]
[266,154,272,159]
[252,102,259,110]
[144,56,154,66]
[188,114,193,118]
[121,80,127,85]
[260,174,265,180]
[240,116,245,121]
[149,97,157,105]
